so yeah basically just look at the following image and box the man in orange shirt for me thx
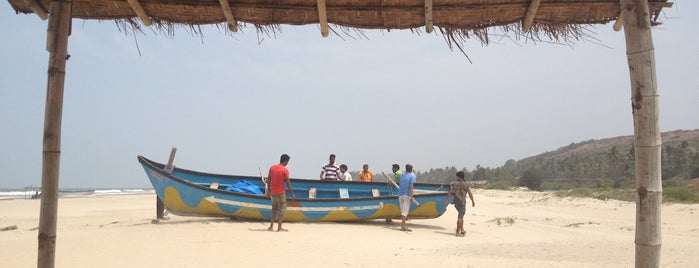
[357,164,374,182]
[266,154,296,232]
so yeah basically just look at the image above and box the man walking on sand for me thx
[445,171,475,237]
[398,164,416,232]
[266,154,296,232]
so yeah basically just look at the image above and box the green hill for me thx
[418,129,699,193]
[521,129,699,165]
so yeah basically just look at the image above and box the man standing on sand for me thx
[445,171,475,237]
[398,164,416,232]
[320,154,340,181]
[266,154,295,232]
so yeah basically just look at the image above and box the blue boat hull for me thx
[138,156,449,222]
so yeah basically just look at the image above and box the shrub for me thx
[690,166,699,179]
[486,180,513,190]
[663,186,699,203]
[662,177,685,188]
[596,179,615,189]
[519,168,543,191]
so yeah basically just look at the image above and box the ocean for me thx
[0,187,155,200]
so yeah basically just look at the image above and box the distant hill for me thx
[499,129,699,190]
[417,129,699,190]
[521,129,699,164]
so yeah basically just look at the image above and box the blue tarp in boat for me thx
[225,180,263,195]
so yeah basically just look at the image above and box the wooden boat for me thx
[138,156,450,222]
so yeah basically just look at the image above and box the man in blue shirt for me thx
[398,164,416,232]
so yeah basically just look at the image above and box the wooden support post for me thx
[22,0,48,20]
[157,147,176,219]
[522,0,541,32]
[38,0,72,267]
[424,0,433,33]
[156,196,165,219]
[619,0,662,267]
[316,0,329,37]
[126,0,153,26]
[218,0,238,32]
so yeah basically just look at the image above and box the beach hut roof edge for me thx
[8,0,674,45]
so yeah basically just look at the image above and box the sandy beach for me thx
[1,189,697,267]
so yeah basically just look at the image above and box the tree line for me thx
[413,140,699,191]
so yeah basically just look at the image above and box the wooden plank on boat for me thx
[209,182,219,189]
[309,187,317,199]
[164,147,177,174]
[339,188,349,199]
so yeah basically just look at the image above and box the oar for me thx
[258,167,269,196]
[381,172,420,206]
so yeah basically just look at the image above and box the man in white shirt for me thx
[339,164,352,181]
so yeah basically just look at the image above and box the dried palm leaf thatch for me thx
[9,0,673,50]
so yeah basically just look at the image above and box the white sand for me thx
[1,189,697,267]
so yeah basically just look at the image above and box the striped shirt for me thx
[321,164,340,181]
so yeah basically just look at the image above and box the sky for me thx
[1,1,697,189]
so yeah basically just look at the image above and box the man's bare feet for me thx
[267,226,274,231]
[277,228,288,232]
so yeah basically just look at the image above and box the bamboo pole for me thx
[126,0,153,26]
[522,0,541,32]
[424,0,433,33]
[38,0,72,267]
[316,0,329,37]
[218,0,238,32]
[613,15,624,31]
[619,1,662,267]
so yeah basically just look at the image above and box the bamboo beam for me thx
[218,0,238,32]
[22,0,48,20]
[126,0,152,26]
[424,0,433,33]
[522,0,541,32]
[316,0,329,37]
[619,0,662,267]
[38,0,72,267]
[613,15,624,31]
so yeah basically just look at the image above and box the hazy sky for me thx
[1,2,697,188]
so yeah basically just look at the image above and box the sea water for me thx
[0,188,155,199]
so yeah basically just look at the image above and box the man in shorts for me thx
[445,171,475,236]
[398,164,416,231]
[266,154,296,232]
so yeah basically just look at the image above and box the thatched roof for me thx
[8,0,673,47]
